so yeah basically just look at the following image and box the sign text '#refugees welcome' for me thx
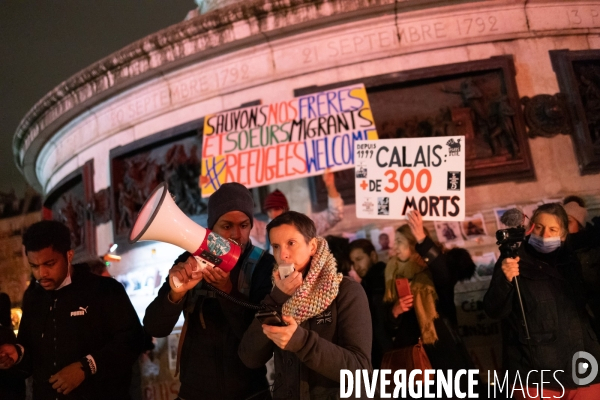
[200,84,378,197]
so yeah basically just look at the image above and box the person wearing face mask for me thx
[484,203,600,399]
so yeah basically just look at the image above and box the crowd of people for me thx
[0,179,599,400]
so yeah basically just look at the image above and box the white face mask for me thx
[528,233,562,253]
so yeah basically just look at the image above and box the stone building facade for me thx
[12,0,600,393]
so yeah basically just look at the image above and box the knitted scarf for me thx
[383,254,439,345]
[275,237,343,324]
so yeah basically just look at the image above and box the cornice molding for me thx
[13,0,598,192]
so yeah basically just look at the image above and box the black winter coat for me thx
[17,265,143,400]
[570,217,600,337]
[361,261,386,369]
[239,277,372,400]
[144,244,275,400]
[483,239,600,388]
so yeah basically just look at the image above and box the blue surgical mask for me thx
[528,233,562,253]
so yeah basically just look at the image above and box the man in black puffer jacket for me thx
[0,220,143,400]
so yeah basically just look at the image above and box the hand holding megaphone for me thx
[169,256,204,294]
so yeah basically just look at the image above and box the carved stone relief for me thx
[521,94,571,138]
[112,134,206,237]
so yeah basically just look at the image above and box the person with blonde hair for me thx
[380,210,476,398]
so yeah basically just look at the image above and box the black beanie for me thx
[207,182,254,229]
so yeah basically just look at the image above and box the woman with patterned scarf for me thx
[379,210,477,399]
[239,211,372,400]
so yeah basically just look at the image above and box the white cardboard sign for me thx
[354,136,465,221]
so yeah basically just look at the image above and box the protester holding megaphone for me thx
[143,183,275,400]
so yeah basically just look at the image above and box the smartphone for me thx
[255,310,287,326]
[278,263,295,280]
[395,278,411,298]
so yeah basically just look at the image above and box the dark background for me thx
[0,0,195,196]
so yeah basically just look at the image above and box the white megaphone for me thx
[129,182,241,280]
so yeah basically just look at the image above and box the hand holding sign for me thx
[406,210,426,243]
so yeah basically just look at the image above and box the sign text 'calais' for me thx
[355,136,465,221]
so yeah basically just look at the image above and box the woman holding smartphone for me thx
[239,211,371,399]
[380,210,476,397]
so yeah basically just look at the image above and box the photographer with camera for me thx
[238,211,371,399]
[484,203,600,399]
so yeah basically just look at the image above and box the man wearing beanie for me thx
[144,182,275,400]
[250,171,345,250]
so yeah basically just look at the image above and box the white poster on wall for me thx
[355,136,465,221]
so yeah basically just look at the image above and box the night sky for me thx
[0,0,195,196]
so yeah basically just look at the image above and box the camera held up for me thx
[496,208,527,258]
[496,207,531,340]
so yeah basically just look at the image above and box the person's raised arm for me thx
[483,257,518,319]
[144,252,202,337]
[313,171,344,235]
[407,210,453,288]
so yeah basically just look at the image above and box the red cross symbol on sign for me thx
[360,180,368,190]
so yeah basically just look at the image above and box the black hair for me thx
[23,220,71,256]
[266,211,316,243]
[445,248,476,283]
[529,203,569,237]
[349,238,376,256]
[325,235,351,275]
[563,195,586,208]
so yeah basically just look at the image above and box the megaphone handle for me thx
[172,276,183,289]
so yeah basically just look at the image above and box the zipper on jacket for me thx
[53,297,58,370]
